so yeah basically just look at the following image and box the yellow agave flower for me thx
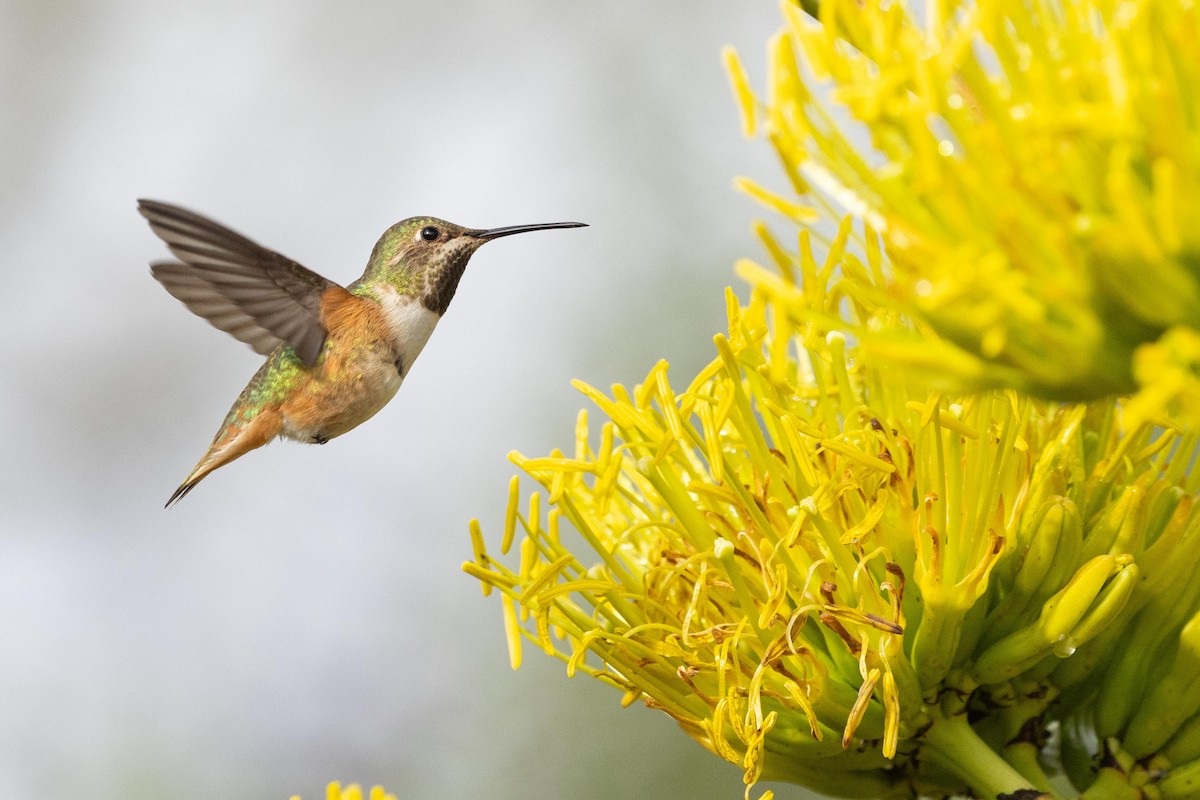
[466,2,1200,798]
[467,237,1200,797]
[725,0,1200,421]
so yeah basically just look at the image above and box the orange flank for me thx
[274,287,399,434]
[315,285,392,377]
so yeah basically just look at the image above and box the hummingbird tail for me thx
[165,479,201,508]
[164,409,282,508]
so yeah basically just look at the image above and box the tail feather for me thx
[165,479,201,508]
[165,409,282,508]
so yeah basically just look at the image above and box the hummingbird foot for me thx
[312,433,330,445]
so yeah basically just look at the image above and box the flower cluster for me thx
[467,244,1200,797]
[466,2,1200,799]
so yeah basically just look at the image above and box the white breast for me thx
[374,285,442,374]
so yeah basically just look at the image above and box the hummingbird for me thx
[140,199,586,507]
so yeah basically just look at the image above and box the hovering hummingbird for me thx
[140,199,586,507]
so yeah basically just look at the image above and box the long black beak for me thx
[472,221,588,240]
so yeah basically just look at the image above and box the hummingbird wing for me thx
[139,199,338,366]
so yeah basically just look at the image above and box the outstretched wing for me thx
[139,199,339,365]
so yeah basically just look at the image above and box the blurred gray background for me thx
[0,1,818,798]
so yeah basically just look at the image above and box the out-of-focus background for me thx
[0,1,817,798]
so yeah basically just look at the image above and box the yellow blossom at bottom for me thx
[289,782,397,800]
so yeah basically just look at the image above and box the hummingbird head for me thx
[362,216,586,314]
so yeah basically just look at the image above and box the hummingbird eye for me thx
[420,226,440,242]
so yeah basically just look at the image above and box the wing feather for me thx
[140,199,340,365]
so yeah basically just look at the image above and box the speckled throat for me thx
[420,239,478,316]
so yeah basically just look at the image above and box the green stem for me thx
[1003,742,1066,799]
[1079,767,1142,800]
[921,714,1039,798]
